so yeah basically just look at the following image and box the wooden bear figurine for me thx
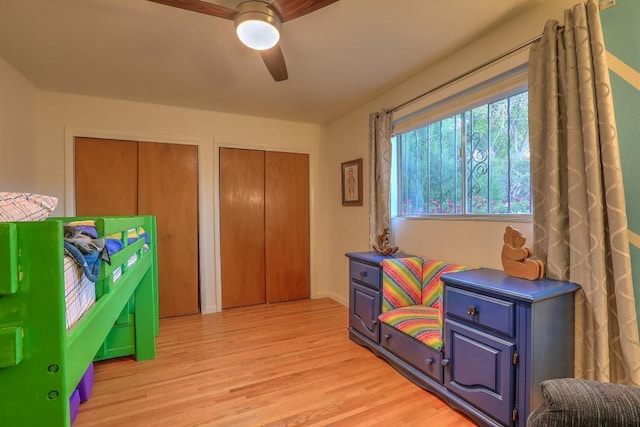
[501,226,544,280]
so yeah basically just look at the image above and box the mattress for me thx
[63,221,149,329]
[111,252,139,283]
[64,249,143,330]
[64,252,141,329]
[64,255,96,329]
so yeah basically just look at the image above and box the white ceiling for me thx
[0,0,542,124]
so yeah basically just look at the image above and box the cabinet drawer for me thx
[350,282,381,343]
[445,286,515,337]
[350,260,381,290]
[381,323,443,383]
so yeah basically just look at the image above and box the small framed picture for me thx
[341,158,363,206]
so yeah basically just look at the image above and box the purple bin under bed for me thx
[77,363,94,402]
[69,363,94,424]
[69,389,80,424]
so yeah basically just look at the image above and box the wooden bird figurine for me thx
[373,228,399,255]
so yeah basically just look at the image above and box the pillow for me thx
[0,192,58,222]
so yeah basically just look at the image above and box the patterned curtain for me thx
[529,0,640,385]
[368,110,393,247]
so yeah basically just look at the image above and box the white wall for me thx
[0,56,38,190]
[320,0,578,305]
[1,0,584,313]
[35,92,323,313]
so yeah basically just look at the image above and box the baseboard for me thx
[201,303,218,314]
[311,291,347,307]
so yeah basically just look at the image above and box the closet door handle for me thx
[441,358,450,367]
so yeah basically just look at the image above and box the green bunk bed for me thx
[0,215,158,426]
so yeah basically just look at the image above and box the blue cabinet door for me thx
[349,282,380,343]
[444,319,516,426]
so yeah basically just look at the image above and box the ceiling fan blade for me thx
[260,45,288,82]
[147,0,237,20]
[270,0,339,22]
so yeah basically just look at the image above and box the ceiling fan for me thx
[147,0,340,82]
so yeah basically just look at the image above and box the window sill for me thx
[393,214,532,223]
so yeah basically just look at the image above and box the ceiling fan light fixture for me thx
[234,1,281,51]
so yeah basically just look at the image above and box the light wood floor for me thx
[75,298,475,427]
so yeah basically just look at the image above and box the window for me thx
[392,86,531,218]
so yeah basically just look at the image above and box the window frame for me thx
[391,68,532,222]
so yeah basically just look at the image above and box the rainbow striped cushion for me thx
[378,306,443,350]
[422,260,469,322]
[381,257,423,312]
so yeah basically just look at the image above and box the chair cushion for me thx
[422,260,469,317]
[381,257,423,312]
[378,305,443,350]
[528,378,640,427]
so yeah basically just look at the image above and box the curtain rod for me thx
[388,0,616,114]
[388,34,541,114]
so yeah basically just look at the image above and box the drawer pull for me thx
[441,358,450,367]
[384,334,391,340]
[467,305,477,316]
[359,271,368,279]
[425,358,434,366]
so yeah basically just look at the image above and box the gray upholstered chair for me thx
[528,378,640,426]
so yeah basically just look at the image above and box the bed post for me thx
[147,215,159,336]
[134,215,157,360]
[0,220,70,426]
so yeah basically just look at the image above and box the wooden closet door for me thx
[138,141,199,317]
[219,148,266,308]
[75,137,138,216]
[265,152,309,303]
[75,137,200,318]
